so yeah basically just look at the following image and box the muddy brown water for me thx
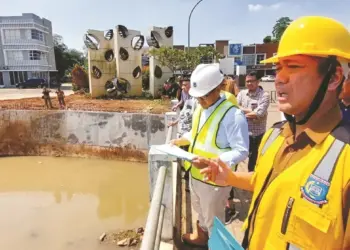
[0,156,149,250]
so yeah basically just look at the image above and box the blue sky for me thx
[1,0,350,51]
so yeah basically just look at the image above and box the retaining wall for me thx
[0,110,166,151]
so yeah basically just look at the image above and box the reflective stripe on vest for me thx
[260,129,345,207]
[191,101,234,155]
[287,243,300,250]
[185,98,236,185]
[300,138,345,206]
[261,128,281,155]
[246,132,346,249]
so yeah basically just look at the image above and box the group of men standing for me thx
[169,15,350,250]
[170,65,270,247]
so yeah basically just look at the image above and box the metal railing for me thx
[140,124,174,250]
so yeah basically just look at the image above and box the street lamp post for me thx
[188,0,204,52]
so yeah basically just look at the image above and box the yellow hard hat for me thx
[261,16,350,64]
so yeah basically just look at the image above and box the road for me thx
[0,84,74,100]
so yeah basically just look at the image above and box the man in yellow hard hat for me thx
[193,16,350,250]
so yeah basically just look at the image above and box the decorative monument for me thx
[147,26,174,98]
[83,25,174,98]
[84,29,116,98]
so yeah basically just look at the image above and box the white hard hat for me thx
[189,63,224,98]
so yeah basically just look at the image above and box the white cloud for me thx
[248,4,263,12]
[248,2,283,12]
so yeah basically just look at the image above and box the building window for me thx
[242,54,255,66]
[4,29,21,40]
[256,54,266,65]
[31,29,44,41]
[29,50,42,60]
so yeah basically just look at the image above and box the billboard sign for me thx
[228,43,242,57]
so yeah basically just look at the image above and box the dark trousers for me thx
[58,97,65,106]
[248,133,264,172]
[228,164,238,201]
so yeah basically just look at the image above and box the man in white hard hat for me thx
[170,63,249,247]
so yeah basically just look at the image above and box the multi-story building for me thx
[174,40,278,78]
[0,13,56,87]
[222,41,278,78]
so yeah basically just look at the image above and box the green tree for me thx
[272,17,293,41]
[148,46,223,74]
[148,47,186,73]
[263,35,272,43]
[53,34,86,80]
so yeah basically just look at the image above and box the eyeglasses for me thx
[246,80,257,83]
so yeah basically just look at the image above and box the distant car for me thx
[16,78,61,89]
[261,75,275,82]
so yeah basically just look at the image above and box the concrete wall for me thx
[0,110,166,150]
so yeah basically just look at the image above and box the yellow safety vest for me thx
[184,98,237,186]
[222,91,238,106]
[242,123,350,250]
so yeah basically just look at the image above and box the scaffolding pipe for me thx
[140,166,168,250]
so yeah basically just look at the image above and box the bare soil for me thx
[0,120,147,162]
[0,93,172,114]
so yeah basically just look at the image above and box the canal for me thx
[0,156,149,250]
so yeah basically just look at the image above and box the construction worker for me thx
[170,63,249,247]
[42,87,53,109]
[195,16,350,250]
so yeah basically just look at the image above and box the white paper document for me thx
[151,144,197,161]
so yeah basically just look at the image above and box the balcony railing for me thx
[7,59,49,67]
[3,39,46,46]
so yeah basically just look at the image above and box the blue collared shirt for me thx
[183,95,249,167]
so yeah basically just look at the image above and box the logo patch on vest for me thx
[301,174,329,205]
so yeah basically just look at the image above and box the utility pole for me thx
[188,0,204,52]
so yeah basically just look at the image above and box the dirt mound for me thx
[0,94,171,114]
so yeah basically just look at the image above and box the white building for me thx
[0,13,57,87]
